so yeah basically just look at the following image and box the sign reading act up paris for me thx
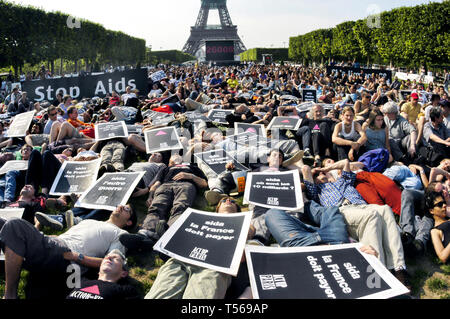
[245,244,410,299]
[153,208,252,276]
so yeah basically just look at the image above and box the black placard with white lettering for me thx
[154,209,251,275]
[302,89,317,103]
[184,111,212,123]
[326,66,392,82]
[208,109,234,125]
[50,159,101,196]
[95,121,129,141]
[194,150,249,176]
[246,244,409,299]
[267,117,302,131]
[75,172,144,211]
[22,69,149,102]
[244,170,303,211]
[144,127,183,154]
[400,90,412,100]
[235,123,267,138]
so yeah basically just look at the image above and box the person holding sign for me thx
[120,154,208,252]
[146,197,255,299]
[0,204,136,299]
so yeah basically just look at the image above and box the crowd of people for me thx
[0,62,449,300]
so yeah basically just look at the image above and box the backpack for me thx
[358,148,389,173]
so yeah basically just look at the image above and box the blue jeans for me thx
[4,170,22,202]
[400,189,434,244]
[265,201,349,247]
[0,176,6,202]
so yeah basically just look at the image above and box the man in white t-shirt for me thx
[0,204,135,299]
[121,86,137,105]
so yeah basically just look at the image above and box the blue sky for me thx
[9,0,442,50]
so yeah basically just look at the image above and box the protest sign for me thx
[400,90,412,101]
[6,111,35,137]
[75,172,145,211]
[194,149,250,176]
[126,125,143,134]
[184,111,212,123]
[144,126,183,154]
[326,66,392,82]
[245,244,410,299]
[23,69,149,102]
[50,158,101,196]
[302,89,317,103]
[244,170,303,211]
[0,208,25,260]
[153,208,252,276]
[234,123,267,138]
[208,109,234,125]
[229,131,269,148]
[95,121,128,141]
[267,117,302,131]
[0,160,28,175]
[150,70,167,82]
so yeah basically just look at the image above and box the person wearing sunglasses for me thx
[426,191,450,264]
[0,204,136,299]
[43,105,64,135]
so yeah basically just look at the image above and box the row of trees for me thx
[0,1,146,76]
[289,1,449,70]
[146,49,195,65]
[240,48,289,62]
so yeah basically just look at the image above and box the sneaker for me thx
[393,269,412,291]
[64,210,74,229]
[282,150,304,168]
[205,190,228,206]
[303,149,313,159]
[119,231,158,253]
[98,164,108,178]
[35,212,64,231]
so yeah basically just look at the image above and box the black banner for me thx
[326,66,392,82]
[246,244,409,299]
[22,69,149,102]
[153,208,252,275]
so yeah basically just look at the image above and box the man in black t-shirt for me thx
[67,250,139,300]
[120,154,208,252]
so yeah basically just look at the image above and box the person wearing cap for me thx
[227,74,239,91]
[66,249,139,300]
[400,92,422,125]
[145,197,255,299]
[0,204,136,299]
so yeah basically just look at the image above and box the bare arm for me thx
[429,167,450,183]
[64,252,103,269]
[332,123,354,146]
[431,229,450,263]
[409,165,429,188]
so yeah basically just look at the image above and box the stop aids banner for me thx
[23,69,149,102]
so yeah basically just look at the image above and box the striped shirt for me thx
[305,171,366,207]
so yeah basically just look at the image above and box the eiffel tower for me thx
[182,0,246,57]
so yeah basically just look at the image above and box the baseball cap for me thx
[411,93,419,100]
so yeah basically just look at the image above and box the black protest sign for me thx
[208,109,234,125]
[153,208,252,276]
[6,111,35,137]
[95,121,129,141]
[244,170,303,211]
[229,132,269,148]
[75,172,145,211]
[144,126,183,154]
[267,117,302,131]
[0,208,25,260]
[400,90,412,100]
[326,66,393,82]
[302,89,317,103]
[245,244,410,299]
[50,159,101,196]
[184,111,212,123]
[126,125,143,134]
[0,160,28,175]
[235,123,267,138]
[152,114,176,126]
[22,69,149,102]
[194,149,249,176]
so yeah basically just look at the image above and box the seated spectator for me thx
[362,109,393,162]
[427,191,450,264]
[422,106,450,166]
[401,93,422,125]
